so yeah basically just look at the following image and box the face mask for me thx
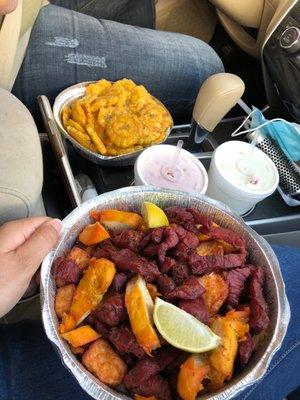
[232,107,300,166]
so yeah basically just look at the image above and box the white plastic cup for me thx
[134,144,208,194]
[206,141,279,215]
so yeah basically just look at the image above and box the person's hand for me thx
[0,217,62,317]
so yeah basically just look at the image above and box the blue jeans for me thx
[0,245,299,400]
[12,0,223,124]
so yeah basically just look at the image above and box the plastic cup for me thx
[206,141,279,215]
[134,144,208,194]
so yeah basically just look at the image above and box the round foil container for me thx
[53,82,173,167]
[41,186,290,400]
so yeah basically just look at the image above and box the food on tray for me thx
[61,79,173,156]
[52,203,270,400]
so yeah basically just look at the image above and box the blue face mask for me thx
[231,107,300,165]
[250,107,300,164]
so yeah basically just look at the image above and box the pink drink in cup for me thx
[134,144,208,194]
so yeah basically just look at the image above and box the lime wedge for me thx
[153,298,221,353]
[141,202,169,228]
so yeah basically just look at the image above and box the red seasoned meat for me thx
[249,267,269,333]
[201,226,245,248]
[171,224,199,249]
[94,320,110,340]
[157,226,179,264]
[164,206,194,224]
[143,243,157,258]
[172,261,190,285]
[92,239,118,259]
[95,294,127,327]
[53,257,82,287]
[186,208,212,230]
[157,274,176,296]
[124,358,161,389]
[151,227,165,244]
[111,272,128,293]
[171,242,191,261]
[132,374,172,400]
[138,231,152,250]
[109,249,160,282]
[239,332,254,367]
[188,252,247,275]
[225,266,251,308]
[113,230,145,253]
[160,257,176,273]
[109,324,145,359]
[166,276,205,300]
[179,297,209,324]
[157,347,184,370]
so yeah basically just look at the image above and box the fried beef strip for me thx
[109,324,145,359]
[178,297,209,324]
[171,224,199,249]
[124,358,172,400]
[166,276,205,300]
[111,272,128,293]
[225,266,252,308]
[164,206,212,233]
[186,208,212,230]
[157,226,179,264]
[109,249,160,282]
[171,242,191,261]
[151,227,165,244]
[157,274,176,296]
[172,261,190,285]
[239,332,254,367]
[112,230,146,253]
[188,252,247,275]
[249,266,269,333]
[53,257,82,287]
[201,226,245,248]
[160,256,176,273]
[143,243,158,259]
[95,294,127,327]
[92,239,118,259]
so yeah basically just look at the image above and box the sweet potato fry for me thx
[177,354,210,400]
[199,273,228,316]
[125,275,160,355]
[59,258,116,333]
[134,396,157,400]
[209,317,238,382]
[67,247,90,269]
[79,222,110,246]
[196,241,224,256]
[82,338,127,387]
[99,209,143,234]
[54,284,76,320]
[61,325,100,348]
[70,345,84,355]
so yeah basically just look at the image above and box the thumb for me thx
[15,219,62,276]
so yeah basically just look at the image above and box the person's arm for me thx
[0,217,61,317]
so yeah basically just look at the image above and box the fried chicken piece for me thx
[54,284,76,320]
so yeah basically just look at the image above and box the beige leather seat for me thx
[0,88,45,224]
[209,0,293,58]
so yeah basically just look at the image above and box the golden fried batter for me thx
[106,113,141,148]
[61,79,172,156]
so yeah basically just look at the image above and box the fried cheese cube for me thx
[61,325,100,348]
[94,209,143,234]
[59,258,116,333]
[177,354,210,400]
[82,339,127,387]
[79,222,110,246]
[198,273,228,316]
[54,284,76,320]
[67,247,90,270]
[125,275,160,356]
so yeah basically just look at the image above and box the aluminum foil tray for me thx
[40,186,290,400]
[53,82,172,167]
